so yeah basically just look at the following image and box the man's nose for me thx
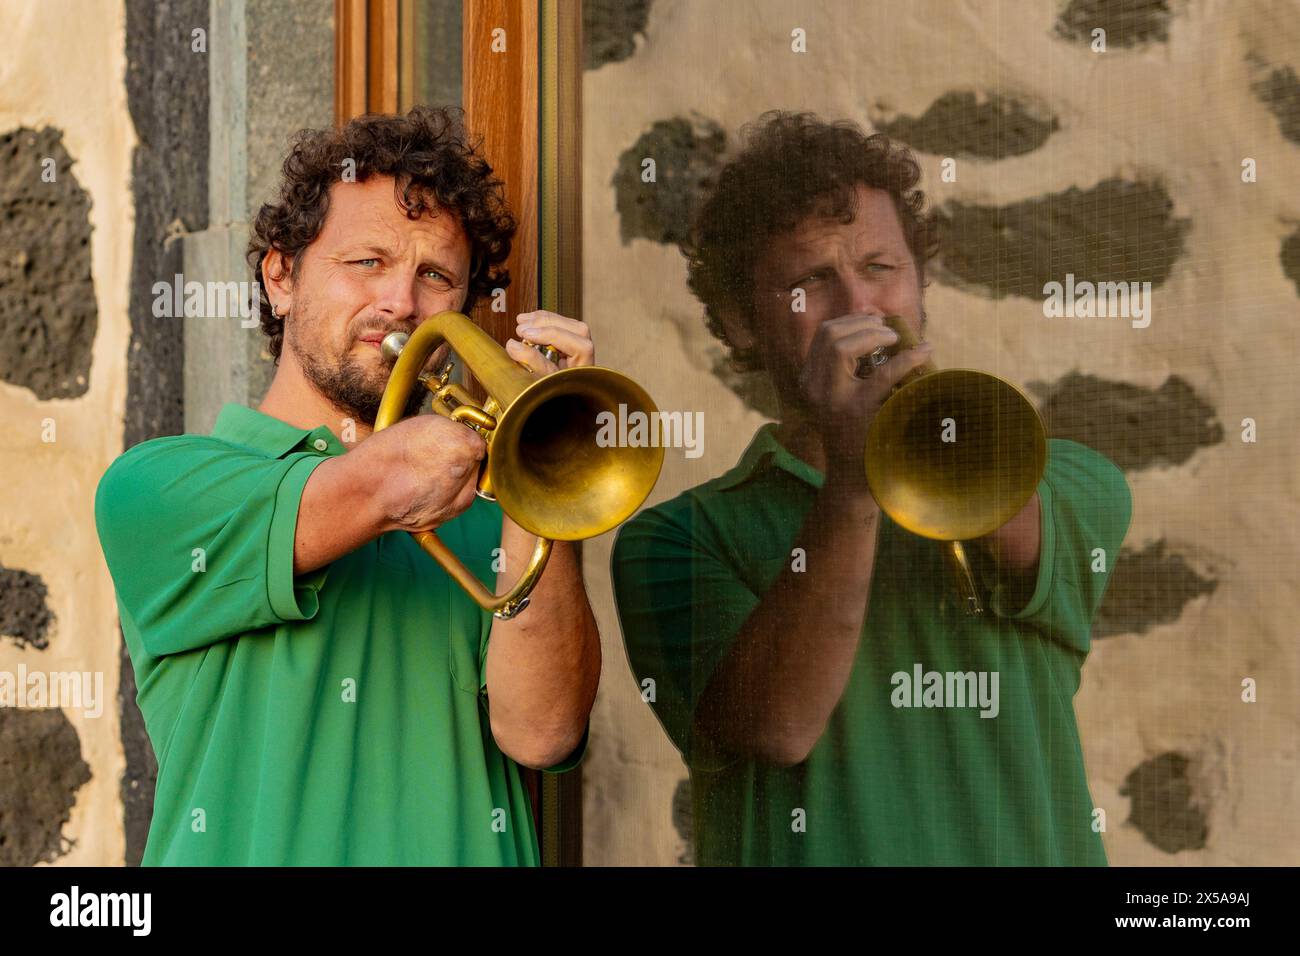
[373,268,419,323]
[838,273,884,317]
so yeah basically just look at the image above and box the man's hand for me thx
[367,415,487,533]
[691,314,930,766]
[379,309,595,542]
[505,310,595,372]
[292,311,597,589]
[796,313,933,487]
[292,415,485,576]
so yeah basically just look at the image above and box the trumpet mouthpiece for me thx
[380,331,409,364]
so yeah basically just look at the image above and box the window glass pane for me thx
[401,0,462,110]
[582,0,1285,866]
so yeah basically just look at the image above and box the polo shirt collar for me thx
[211,403,348,458]
[714,422,826,492]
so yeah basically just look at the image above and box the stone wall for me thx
[0,0,136,865]
[0,0,332,866]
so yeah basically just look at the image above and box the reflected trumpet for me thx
[375,310,665,620]
[864,315,1047,616]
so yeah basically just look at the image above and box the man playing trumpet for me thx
[612,111,1132,866]
[95,107,598,865]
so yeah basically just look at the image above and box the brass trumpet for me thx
[864,315,1047,615]
[375,310,664,620]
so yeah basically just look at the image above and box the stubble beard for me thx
[288,301,426,427]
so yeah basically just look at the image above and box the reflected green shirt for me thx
[612,426,1131,866]
[95,403,583,866]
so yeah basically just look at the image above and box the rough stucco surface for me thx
[582,0,1300,865]
[0,0,136,866]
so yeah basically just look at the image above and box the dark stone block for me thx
[1120,751,1209,853]
[0,563,54,650]
[0,709,92,866]
[875,91,1058,159]
[1055,0,1174,48]
[1094,541,1218,638]
[584,0,652,71]
[935,178,1189,299]
[120,0,209,866]
[1252,64,1300,147]
[614,116,726,247]
[1026,371,1223,472]
[0,126,96,399]
[124,0,208,451]
[1282,226,1300,295]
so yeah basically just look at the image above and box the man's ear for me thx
[261,248,295,311]
[715,304,754,353]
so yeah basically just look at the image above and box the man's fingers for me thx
[505,337,558,374]
[514,311,595,367]
[816,313,890,341]
[878,345,935,390]
[828,327,901,372]
[515,310,590,338]
[518,327,594,366]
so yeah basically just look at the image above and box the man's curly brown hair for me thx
[683,111,941,373]
[248,106,516,363]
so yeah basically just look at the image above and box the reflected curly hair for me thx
[248,106,516,363]
[683,111,941,373]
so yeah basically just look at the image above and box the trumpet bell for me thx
[375,310,664,619]
[865,368,1047,542]
[488,367,664,541]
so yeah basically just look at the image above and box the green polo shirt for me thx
[95,403,584,866]
[612,425,1131,866]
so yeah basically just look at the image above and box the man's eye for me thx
[790,272,825,291]
[866,262,895,273]
[354,258,379,267]
[421,269,448,282]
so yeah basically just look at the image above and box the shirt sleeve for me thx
[611,498,759,771]
[987,439,1133,655]
[94,436,331,658]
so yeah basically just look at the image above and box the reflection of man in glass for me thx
[611,112,1131,865]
